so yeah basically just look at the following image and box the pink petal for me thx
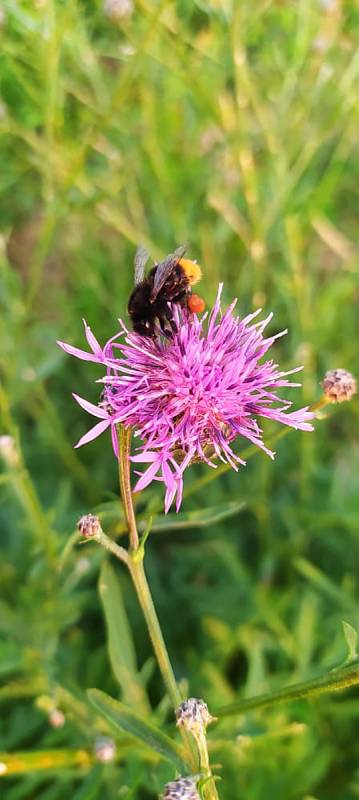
[133,461,161,492]
[175,478,184,512]
[72,393,109,419]
[131,451,160,463]
[83,319,103,357]
[165,485,176,514]
[57,341,101,363]
[74,418,111,448]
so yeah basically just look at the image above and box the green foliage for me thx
[98,561,150,713]
[88,689,187,773]
[0,1,358,798]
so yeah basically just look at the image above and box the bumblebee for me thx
[128,245,205,338]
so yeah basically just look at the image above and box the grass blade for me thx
[98,561,150,714]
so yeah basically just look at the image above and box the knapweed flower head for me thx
[161,776,200,800]
[58,285,314,512]
[322,369,357,404]
[176,698,215,734]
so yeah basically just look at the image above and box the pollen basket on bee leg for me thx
[187,293,206,314]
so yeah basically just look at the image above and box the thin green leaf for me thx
[138,500,246,533]
[217,660,359,717]
[88,689,186,773]
[98,562,149,714]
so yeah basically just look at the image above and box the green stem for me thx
[216,660,359,717]
[117,425,139,551]
[89,526,129,566]
[117,426,181,708]
[128,556,182,710]
[116,427,197,771]
[195,730,219,800]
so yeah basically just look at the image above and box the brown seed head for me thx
[322,369,357,404]
[176,698,215,734]
[78,513,101,539]
[161,776,200,800]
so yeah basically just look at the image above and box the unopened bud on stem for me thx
[78,513,102,539]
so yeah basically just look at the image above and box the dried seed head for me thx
[322,369,357,404]
[78,513,101,539]
[176,698,215,734]
[94,736,116,763]
[161,776,200,800]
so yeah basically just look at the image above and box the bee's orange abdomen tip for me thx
[188,294,206,314]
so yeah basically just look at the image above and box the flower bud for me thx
[94,736,116,763]
[176,698,215,734]
[322,369,357,404]
[161,776,200,800]
[78,513,101,539]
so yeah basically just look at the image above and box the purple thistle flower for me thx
[57,286,314,513]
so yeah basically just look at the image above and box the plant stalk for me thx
[117,425,139,551]
[117,426,197,772]
[128,556,182,710]
[195,730,219,800]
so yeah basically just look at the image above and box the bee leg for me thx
[163,304,178,335]
[158,314,172,339]
[169,317,178,334]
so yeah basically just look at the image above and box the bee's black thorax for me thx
[127,262,190,338]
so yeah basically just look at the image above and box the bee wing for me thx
[150,244,187,301]
[134,245,150,286]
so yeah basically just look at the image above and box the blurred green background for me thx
[0,1,358,798]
